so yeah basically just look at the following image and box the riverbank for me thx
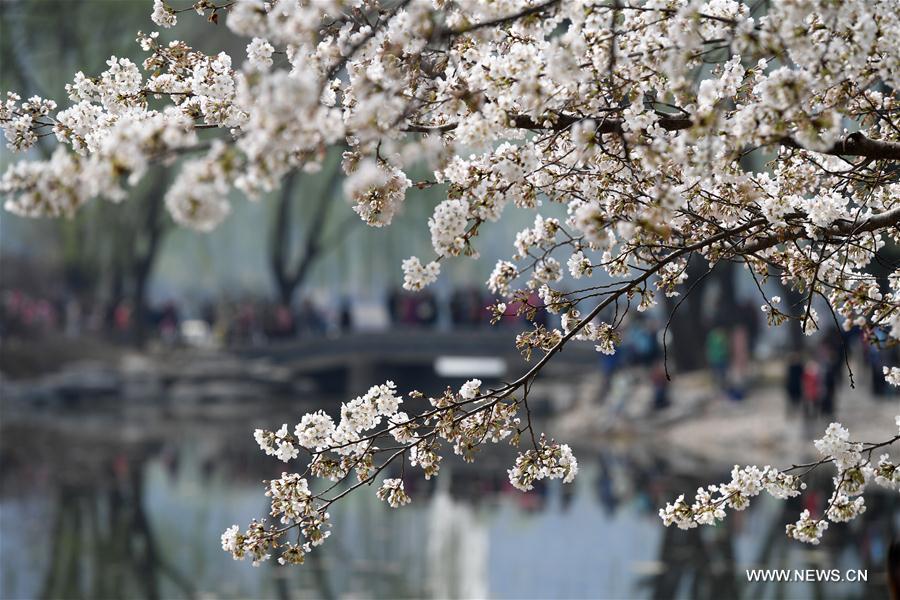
[3,338,898,473]
[551,361,900,470]
[0,335,124,379]
[660,376,900,469]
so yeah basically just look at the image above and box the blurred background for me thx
[1,2,898,599]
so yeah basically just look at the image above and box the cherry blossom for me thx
[3,0,900,566]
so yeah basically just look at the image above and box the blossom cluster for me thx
[377,478,411,508]
[225,377,536,566]
[3,0,900,566]
[661,420,900,545]
[660,464,806,529]
[507,437,579,492]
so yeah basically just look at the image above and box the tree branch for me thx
[781,131,900,161]
[742,205,900,254]
[445,0,562,36]
[404,114,900,161]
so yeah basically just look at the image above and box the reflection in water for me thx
[428,485,487,599]
[1,406,897,599]
[38,470,196,600]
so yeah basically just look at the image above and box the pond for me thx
[0,391,896,599]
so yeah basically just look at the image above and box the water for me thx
[0,395,896,599]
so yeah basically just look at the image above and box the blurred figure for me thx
[865,328,889,397]
[651,360,670,410]
[297,297,326,336]
[1,290,61,337]
[706,326,730,392]
[727,324,749,401]
[785,351,804,414]
[63,296,83,338]
[449,288,478,327]
[339,297,353,332]
[598,347,622,402]
[265,304,296,339]
[235,300,262,345]
[414,290,438,327]
[820,330,844,417]
[113,300,133,341]
[629,317,658,367]
[387,287,403,325]
[526,290,548,328]
[802,358,822,418]
[158,300,180,344]
[201,301,217,328]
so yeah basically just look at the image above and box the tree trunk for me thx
[269,168,344,307]
[130,176,168,346]
[270,171,298,306]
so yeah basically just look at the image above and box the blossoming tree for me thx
[3,0,900,565]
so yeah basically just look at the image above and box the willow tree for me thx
[1,0,173,344]
[3,0,900,564]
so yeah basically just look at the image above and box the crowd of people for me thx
[3,286,898,408]
[784,327,899,418]
[588,303,898,417]
[0,288,337,346]
[0,289,189,344]
[0,285,537,348]
[0,289,61,338]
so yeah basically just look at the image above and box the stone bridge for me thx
[231,328,599,395]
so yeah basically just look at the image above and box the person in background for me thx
[339,297,353,332]
[597,348,621,403]
[201,301,217,328]
[727,324,749,401]
[273,304,296,339]
[63,295,83,338]
[158,300,180,344]
[630,317,658,367]
[820,331,844,417]
[297,297,326,336]
[527,290,548,328]
[449,287,484,327]
[387,287,402,325]
[801,357,822,418]
[706,326,730,393]
[415,290,438,327]
[113,300,132,341]
[866,328,889,397]
[785,351,804,414]
[651,360,670,410]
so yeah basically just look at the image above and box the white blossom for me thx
[377,478,411,508]
[151,0,177,28]
[294,411,336,450]
[567,251,592,279]
[508,439,578,492]
[884,367,900,387]
[786,510,829,545]
[344,161,411,227]
[401,256,440,291]
[487,261,518,297]
[246,38,274,71]
[458,379,481,400]
[814,422,862,470]
[429,198,470,256]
